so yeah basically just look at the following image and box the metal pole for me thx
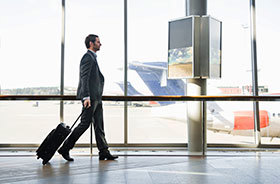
[186,0,207,16]
[124,0,128,145]
[187,79,207,153]
[250,0,261,146]
[60,0,65,122]
[90,122,93,155]
[186,0,207,154]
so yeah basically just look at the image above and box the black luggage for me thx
[36,110,84,165]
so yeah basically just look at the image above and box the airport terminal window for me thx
[127,0,187,143]
[207,0,254,144]
[64,0,124,143]
[256,0,280,144]
[128,101,187,143]
[0,1,61,143]
[1,0,279,147]
[0,1,60,93]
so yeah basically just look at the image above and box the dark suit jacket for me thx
[77,50,104,100]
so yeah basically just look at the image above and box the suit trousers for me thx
[61,100,109,152]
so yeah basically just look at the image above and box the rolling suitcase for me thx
[36,110,84,165]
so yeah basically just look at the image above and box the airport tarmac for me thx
[0,101,280,145]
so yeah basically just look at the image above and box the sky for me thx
[0,0,280,93]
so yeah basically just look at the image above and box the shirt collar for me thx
[88,49,97,58]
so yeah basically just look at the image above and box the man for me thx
[58,34,118,161]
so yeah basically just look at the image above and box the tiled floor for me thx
[1,150,280,184]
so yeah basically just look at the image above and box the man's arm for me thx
[80,55,93,108]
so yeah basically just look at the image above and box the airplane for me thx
[117,61,185,106]
[116,61,280,139]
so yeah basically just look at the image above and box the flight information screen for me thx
[168,17,193,78]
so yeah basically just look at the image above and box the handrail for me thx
[1,94,280,150]
[0,95,280,101]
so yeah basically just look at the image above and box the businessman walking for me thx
[58,34,118,161]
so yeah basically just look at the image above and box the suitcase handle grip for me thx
[70,109,86,130]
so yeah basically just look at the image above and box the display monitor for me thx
[168,17,193,78]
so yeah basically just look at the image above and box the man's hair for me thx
[85,34,99,48]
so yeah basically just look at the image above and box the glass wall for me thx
[207,0,254,144]
[0,1,61,143]
[207,101,254,144]
[0,0,279,146]
[63,101,124,144]
[0,0,61,92]
[128,101,187,143]
[0,101,60,143]
[127,0,187,143]
[64,0,124,143]
[256,0,280,144]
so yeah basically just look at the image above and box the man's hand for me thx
[83,99,91,108]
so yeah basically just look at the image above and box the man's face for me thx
[92,37,101,52]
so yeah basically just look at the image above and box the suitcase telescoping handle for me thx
[70,108,86,130]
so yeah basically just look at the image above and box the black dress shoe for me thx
[99,150,118,160]
[58,149,74,161]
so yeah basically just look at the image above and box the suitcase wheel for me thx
[42,160,48,165]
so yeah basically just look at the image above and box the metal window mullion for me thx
[124,0,128,145]
[250,0,261,146]
[60,0,66,123]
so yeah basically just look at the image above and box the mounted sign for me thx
[168,15,222,79]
